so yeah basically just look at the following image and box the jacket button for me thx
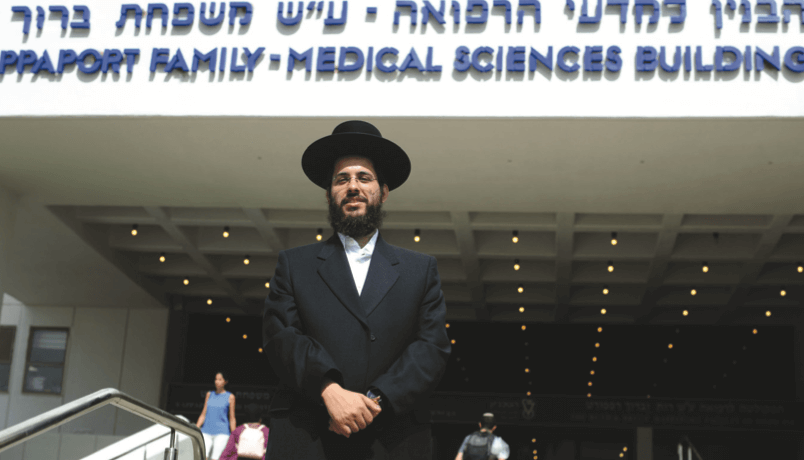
[370,334,376,341]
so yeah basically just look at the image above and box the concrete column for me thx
[636,427,652,460]
[0,186,20,310]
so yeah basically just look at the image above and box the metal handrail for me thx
[0,388,205,460]
[679,435,704,460]
[84,414,193,460]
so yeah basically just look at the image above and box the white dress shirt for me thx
[337,231,379,296]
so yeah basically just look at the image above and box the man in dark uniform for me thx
[263,120,451,460]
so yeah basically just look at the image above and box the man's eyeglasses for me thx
[332,174,377,186]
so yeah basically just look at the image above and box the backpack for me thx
[236,423,266,459]
[463,431,494,460]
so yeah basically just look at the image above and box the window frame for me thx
[22,327,69,395]
[0,326,16,393]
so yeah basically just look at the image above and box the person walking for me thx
[263,120,451,459]
[196,372,237,460]
[455,413,510,460]
[219,403,270,460]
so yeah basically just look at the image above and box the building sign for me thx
[165,385,803,431]
[3,1,803,76]
[1,1,802,116]
[428,393,804,432]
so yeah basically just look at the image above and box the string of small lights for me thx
[588,326,603,398]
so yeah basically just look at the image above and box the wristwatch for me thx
[367,389,382,405]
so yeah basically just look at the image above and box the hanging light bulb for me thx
[587,393,591,398]
[242,334,248,339]
[798,262,803,273]
[592,356,597,362]
[595,342,600,348]
[512,230,519,244]
[668,343,673,349]
[525,368,530,373]
[590,370,595,375]
[607,261,614,273]
[243,255,250,265]
[780,288,787,297]
[518,284,524,293]
[159,252,166,263]
[588,381,593,387]
[610,232,618,246]
[600,309,607,315]
[597,327,603,333]
[691,288,697,296]
[225,317,231,323]
[766,310,772,317]
[683,310,689,316]
[265,279,271,288]
[207,299,213,305]
[223,226,230,238]
[131,224,138,236]
[602,285,609,295]
[521,325,527,331]
[702,262,709,273]
[519,306,525,313]
[258,348,263,353]
[414,229,421,243]
[514,259,521,271]
[753,328,758,335]
[183,278,189,285]
[316,228,323,241]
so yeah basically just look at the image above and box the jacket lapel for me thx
[317,235,366,325]
[360,234,400,317]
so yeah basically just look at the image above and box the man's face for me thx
[326,156,390,239]
[326,156,389,215]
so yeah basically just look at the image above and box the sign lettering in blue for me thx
[2,1,804,77]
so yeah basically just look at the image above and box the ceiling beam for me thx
[450,212,488,321]
[553,213,574,323]
[636,214,683,324]
[242,208,286,252]
[716,214,793,324]
[144,206,252,314]
[48,206,172,308]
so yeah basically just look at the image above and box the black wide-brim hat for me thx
[302,120,411,191]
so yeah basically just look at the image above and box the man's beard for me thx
[327,193,386,239]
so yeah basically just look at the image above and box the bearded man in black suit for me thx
[263,120,451,460]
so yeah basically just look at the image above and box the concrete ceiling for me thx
[0,116,802,322]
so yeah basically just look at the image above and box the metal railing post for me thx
[164,428,178,460]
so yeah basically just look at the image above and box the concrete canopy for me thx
[0,116,802,322]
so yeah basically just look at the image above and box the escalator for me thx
[0,389,205,460]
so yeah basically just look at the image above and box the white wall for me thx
[0,1,802,117]
[0,295,169,460]
[0,186,19,316]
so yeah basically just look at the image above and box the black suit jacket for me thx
[262,233,451,458]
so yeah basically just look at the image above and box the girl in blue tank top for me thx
[196,372,236,460]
